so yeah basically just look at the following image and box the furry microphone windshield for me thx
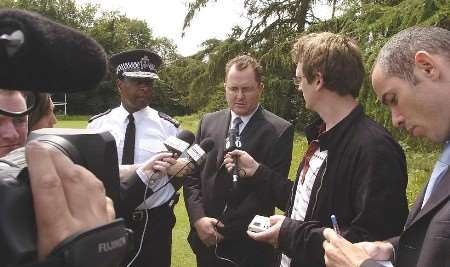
[0,9,107,93]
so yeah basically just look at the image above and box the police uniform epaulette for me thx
[88,109,112,123]
[158,111,180,128]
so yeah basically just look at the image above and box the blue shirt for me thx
[422,141,450,208]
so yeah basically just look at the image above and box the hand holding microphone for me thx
[137,152,177,182]
[163,129,195,158]
[136,129,195,183]
[168,138,215,178]
[224,150,260,178]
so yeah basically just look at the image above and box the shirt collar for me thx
[305,104,364,151]
[230,104,259,128]
[439,140,450,165]
[118,105,152,123]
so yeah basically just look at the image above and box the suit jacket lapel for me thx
[239,106,263,139]
[405,171,450,230]
[216,110,231,167]
[405,183,427,227]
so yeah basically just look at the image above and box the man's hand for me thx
[322,228,374,267]
[141,152,177,176]
[167,157,195,177]
[120,152,181,181]
[193,217,224,247]
[354,241,394,261]
[247,215,285,247]
[26,141,115,260]
[224,150,259,177]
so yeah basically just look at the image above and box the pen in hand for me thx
[330,214,341,235]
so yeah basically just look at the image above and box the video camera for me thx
[0,8,130,267]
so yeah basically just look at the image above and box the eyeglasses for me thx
[0,91,38,117]
[292,75,303,86]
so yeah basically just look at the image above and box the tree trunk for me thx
[296,0,312,32]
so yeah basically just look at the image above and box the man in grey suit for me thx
[184,55,294,267]
[323,26,450,267]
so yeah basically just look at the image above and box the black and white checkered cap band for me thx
[116,61,156,73]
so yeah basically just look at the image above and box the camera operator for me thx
[0,89,28,157]
[0,8,130,267]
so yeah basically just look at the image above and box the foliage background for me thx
[2,0,448,150]
[2,0,445,264]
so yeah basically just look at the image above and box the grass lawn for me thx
[56,116,437,267]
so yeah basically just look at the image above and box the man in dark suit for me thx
[184,55,294,267]
[323,26,450,267]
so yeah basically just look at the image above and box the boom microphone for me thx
[0,9,107,93]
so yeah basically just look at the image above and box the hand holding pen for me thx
[331,214,341,235]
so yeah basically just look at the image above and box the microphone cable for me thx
[213,219,240,267]
[127,159,194,266]
[147,159,193,196]
[126,171,158,267]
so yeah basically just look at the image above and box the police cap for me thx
[110,49,162,80]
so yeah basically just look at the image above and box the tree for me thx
[0,0,181,115]
[0,0,97,30]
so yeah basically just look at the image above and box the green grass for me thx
[56,116,436,267]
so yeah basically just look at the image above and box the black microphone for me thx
[0,9,107,93]
[186,138,215,167]
[226,128,240,185]
[163,130,195,156]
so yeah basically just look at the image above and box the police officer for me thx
[87,49,180,267]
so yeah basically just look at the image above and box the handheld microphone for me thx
[226,128,240,184]
[186,138,215,167]
[163,130,195,156]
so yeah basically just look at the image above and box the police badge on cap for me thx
[110,49,162,80]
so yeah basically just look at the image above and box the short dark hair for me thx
[376,26,450,83]
[292,32,364,97]
[225,55,263,83]
[28,93,51,131]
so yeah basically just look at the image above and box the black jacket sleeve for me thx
[277,135,408,266]
[119,172,154,217]
[183,117,206,226]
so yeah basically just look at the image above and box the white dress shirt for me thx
[87,105,178,209]
[280,148,328,267]
[229,105,259,134]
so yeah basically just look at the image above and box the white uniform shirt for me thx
[87,105,178,209]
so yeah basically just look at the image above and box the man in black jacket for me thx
[184,55,294,267]
[323,26,450,267]
[225,32,408,267]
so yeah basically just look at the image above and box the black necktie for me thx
[233,117,243,135]
[122,113,135,164]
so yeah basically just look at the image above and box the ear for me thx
[116,79,123,94]
[414,51,440,81]
[314,72,325,91]
[223,82,227,90]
